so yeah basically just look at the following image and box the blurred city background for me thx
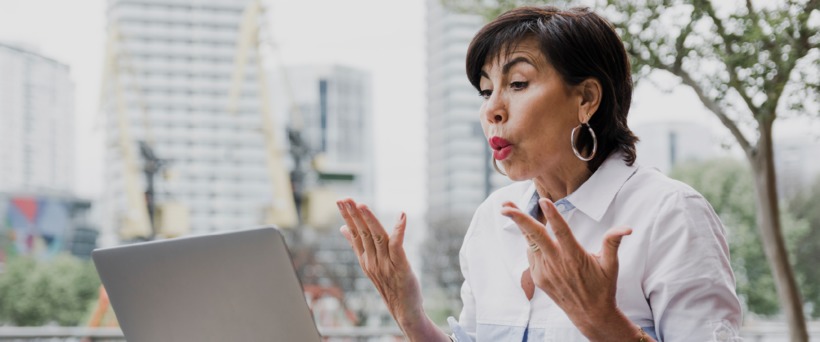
[0,0,818,340]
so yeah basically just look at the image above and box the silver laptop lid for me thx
[92,226,322,342]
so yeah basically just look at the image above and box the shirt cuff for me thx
[447,316,474,342]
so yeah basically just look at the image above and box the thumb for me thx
[388,212,408,264]
[600,226,632,275]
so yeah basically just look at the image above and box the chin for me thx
[500,164,529,182]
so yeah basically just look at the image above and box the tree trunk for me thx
[749,118,808,342]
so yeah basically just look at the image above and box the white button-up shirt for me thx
[448,152,742,341]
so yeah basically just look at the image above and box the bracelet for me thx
[636,325,648,342]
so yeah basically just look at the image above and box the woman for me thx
[336,6,741,341]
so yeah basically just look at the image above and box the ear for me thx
[576,78,602,123]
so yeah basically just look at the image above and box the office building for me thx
[101,0,276,243]
[0,42,74,195]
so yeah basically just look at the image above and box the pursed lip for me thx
[489,136,512,150]
[489,136,513,161]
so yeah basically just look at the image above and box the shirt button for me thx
[555,203,567,212]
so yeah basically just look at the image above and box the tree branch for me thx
[699,0,761,116]
[626,35,754,153]
[768,0,818,115]
[673,19,695,72]
[745,0,784,67]
[655,63,755,155]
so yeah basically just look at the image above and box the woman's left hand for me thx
[501,198,638,340]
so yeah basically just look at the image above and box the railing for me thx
[0,326,405,341]
[1,322,820,341]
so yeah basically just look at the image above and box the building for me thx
[270,65,375,211]
[632,121,720,174]
[0,193,95,261]
[424,0,511,313]
[425,0,509,224]
[0,42,74,195]
[101,0,276,243]
[0,43,94,261]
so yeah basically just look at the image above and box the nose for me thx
[483,93,507,125]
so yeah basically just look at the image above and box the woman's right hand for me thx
[336,198,426,330]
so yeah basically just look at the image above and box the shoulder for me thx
[622,165,726,243]
[620,165,707,209]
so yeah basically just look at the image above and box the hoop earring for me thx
[571,122,597,162]
[492,157,507,176]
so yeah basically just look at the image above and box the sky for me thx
[0,0,816,218]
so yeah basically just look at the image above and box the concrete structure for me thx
[0,42,75,195]
[101,0,272,243]
[425,0,509,225]
[424,1,513,314]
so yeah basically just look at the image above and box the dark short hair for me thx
[466,6,638,172]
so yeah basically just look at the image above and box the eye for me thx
[510,81,528,90]
[478,89,492,99]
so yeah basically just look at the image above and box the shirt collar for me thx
[567,151,638,222]
[502,151,637,231]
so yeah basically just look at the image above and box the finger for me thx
[351,203,378,266]
[388,212,408,264]
[600,226,632,275]
[360,205,390,262]
[337,200,364,253]
[540,199,584,257]
[500,201,557,257]
[339,226,361,255]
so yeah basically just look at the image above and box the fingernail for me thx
[400,212,406,221]
[336,202,343,210]
[539,198,552,214]
[345,202,353,209]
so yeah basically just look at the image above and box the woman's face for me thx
[479,38,586,181]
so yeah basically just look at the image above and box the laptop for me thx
[92,226,322,342]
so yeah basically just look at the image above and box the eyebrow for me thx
[480,56,536,79]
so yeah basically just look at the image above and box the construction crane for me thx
[99,26,153,241]
[228,0,301,229]
[99,25,188,241]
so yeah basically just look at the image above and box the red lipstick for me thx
[489,136,513,160]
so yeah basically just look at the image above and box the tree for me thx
[0,255,100,326]
[670,158,811,317]
[442,1,819,339]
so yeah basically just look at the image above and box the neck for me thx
[532,157,592,202]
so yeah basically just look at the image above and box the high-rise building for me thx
[424,0,510,311]
[101,0,274,243]
[425,0,508,225]
[0,43,96,261]
[0,42,74,194]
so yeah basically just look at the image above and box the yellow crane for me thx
[227,0,300,229]
[229,0,347,230]
[99,25,189,241]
